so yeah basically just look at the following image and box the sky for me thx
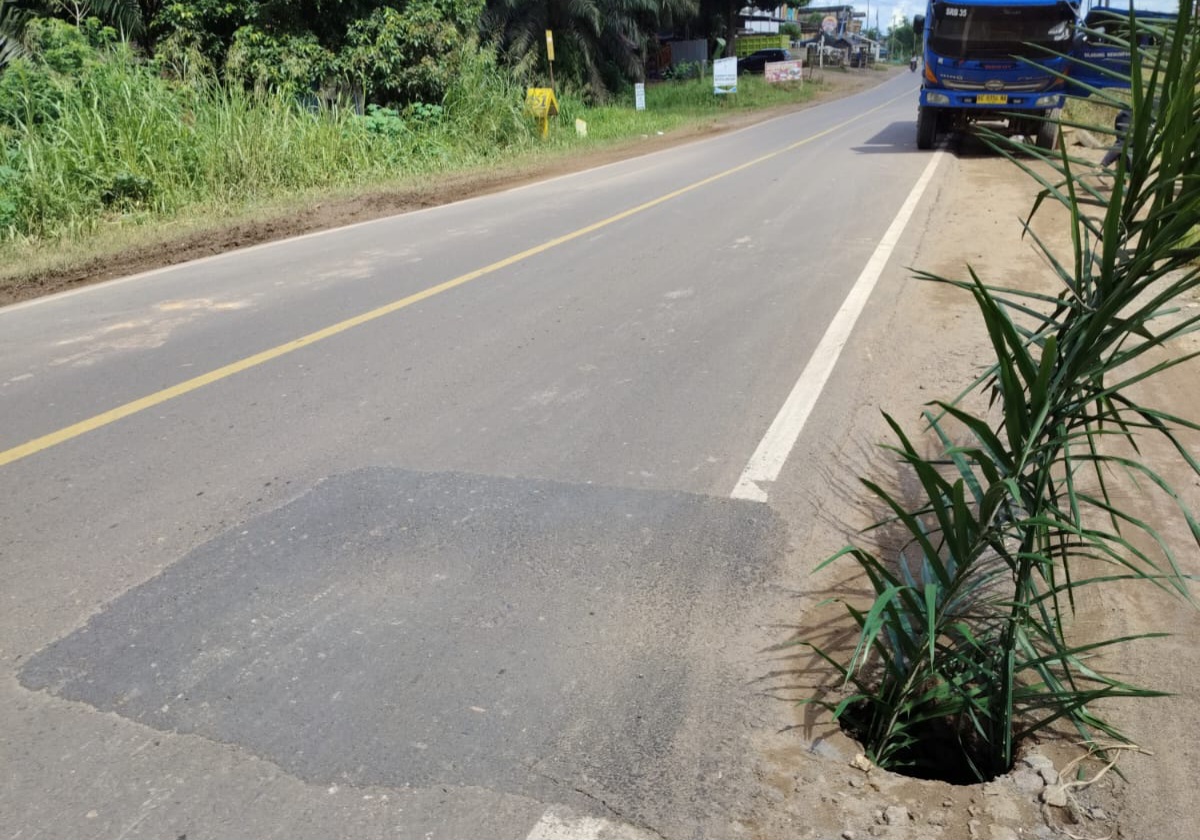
[860,0,1184,35]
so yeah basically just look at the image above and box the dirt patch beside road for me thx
[743,139,1199,840]
[0,67,899,307]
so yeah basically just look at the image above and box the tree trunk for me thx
[726,0,737,57]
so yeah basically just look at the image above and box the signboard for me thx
[634,82,645,111]
[525,87,558,118]
[524,87,559,138]
[545,30,555,62]
[713,56,737,94]
[821,15,838,34]
[764,59,804,83]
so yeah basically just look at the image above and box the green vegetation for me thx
[0,13,824,277]
[553,72,818,142]
[0,18,532,242]
[0,0,830,275]
[802,6,1199,782]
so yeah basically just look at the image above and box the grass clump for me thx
[802,5,1200,782]
[0,19,532,243]
[541,74,821,144]
[0,21,823,267]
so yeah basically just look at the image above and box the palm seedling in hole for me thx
[801,3,1200,782]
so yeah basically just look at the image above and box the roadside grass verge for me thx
[0,36,831,297]
[549,73,820,142]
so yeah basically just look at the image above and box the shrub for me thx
[802,4,1200,782]
[225,26,336,97]
[340,2,467,107]
[0,57,63,128]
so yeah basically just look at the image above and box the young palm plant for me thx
[803,4,1200,781]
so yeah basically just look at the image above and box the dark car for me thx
[736,48,792,75]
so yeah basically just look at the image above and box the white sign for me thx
[765,59,804,83]
[713,56,738,94]
[634,82,645,111]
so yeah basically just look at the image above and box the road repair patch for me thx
[21,468,784,818]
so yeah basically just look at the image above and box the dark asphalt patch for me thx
[21,468,784,807]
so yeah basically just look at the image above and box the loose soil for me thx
[742,132,1199,840]
[0,68,896,307]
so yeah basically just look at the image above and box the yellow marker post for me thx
[545,30,556,90]
[524,87,559,139]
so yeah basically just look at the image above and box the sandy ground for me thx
[741,135,1200,840]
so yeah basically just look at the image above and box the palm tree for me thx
[484,0,697,97]
[0,0,159,61]
[1,0,35,67]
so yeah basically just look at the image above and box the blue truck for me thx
[912,1,1172,149]
[1070,5,1178,85]
[913,0,1078,149]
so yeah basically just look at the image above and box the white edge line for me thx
[1,77,918,317]
[731,149,945,503]
[525,808,616,840]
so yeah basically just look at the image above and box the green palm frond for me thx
[0,0,35,68]
[799,1,1199,781]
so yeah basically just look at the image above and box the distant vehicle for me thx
[737,49,792,75]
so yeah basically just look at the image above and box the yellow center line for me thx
[0,88,912,469]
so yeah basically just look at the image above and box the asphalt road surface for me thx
[0,72,940,839]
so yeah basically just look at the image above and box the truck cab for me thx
[913,0,1078,149]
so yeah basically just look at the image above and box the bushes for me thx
[341,1,475,107]
[0,21,537,242]
[225,27,336,97]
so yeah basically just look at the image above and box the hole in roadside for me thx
[838,700,1016,785]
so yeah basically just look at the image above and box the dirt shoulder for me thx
[744,137,1199,840]
[0,66,900,307]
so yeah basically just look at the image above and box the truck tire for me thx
[1035,108,1062,150]
[917,105,937,149]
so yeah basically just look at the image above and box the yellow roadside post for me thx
[545,29,556,90]
[524,88,559,139]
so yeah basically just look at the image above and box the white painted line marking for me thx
[731,150,945,503]
[525,811,608,840]
[526,807,650,840]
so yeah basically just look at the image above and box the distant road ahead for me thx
[0,72,936,839]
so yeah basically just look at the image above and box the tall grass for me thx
[0,30,533,241]
[0,29,824,249]
[802,5,1199,781]
[551,73,821,143]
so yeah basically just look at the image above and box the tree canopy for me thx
[2,0,814,99]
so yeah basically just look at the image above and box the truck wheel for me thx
[1035,108,1062,150]
[917,106,937,149]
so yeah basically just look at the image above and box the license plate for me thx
[977,93,1008,104]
